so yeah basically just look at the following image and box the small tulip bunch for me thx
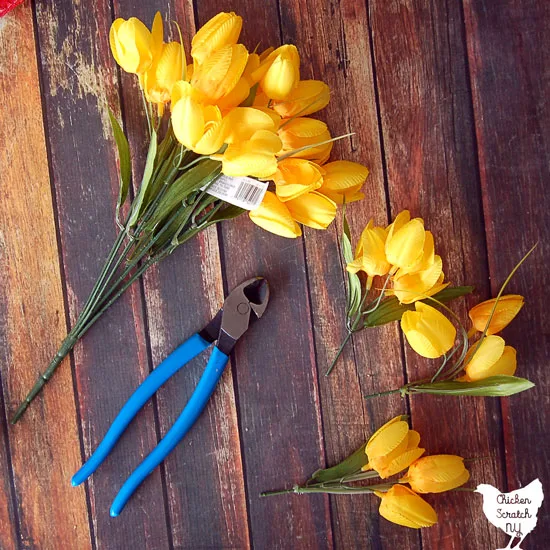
[12,11,368,423]
[328,211,535,399]
[262,416,472,530]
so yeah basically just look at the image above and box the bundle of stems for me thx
[11,122,242,423]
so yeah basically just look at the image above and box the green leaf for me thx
[341,213,361,318]
[241,82,259,107]
[308,443,367,485]
[208,203,246,222]
[128,129,158,227]
[108,109,131,213]
[410,376,535,397]
[364,286,474,327]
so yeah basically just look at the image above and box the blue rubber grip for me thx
[71,333,211,487]
[110,346,229,517]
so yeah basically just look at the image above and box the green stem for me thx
[325,331,353,376]
[364,388,402,400]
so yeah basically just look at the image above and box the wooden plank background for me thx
[0,0,548,548]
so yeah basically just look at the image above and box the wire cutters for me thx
[71,277,270,517]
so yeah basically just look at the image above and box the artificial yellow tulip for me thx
[385,212,426,271]
[390,256,447,304]
[346,220,390,277]
[286,192,337,230]
[401,302,456,359]
[272,80,330,118]
[400,455,470,494]
[362,416,425,479]
[191,44,248,102]
[213,130,282,178]
[143,41,183,106]
[462,336,517,381]
[249,191,302,238]
[191,12,243,65]
[220,107,278,144]
[171,82,224,154]
[317,160,369,204]
[277,117,332,163]
[216,77,250,112]
[110,16,155,75]
[468,294,524,335]
[376,485,438,529]
[271,158,324,201]
[253,45,300,100]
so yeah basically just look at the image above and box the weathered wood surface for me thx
[0,0,548,549]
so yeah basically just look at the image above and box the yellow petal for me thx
[377,485,438,529]
[260,45,300,100]
[386,218,426,270]
[366,420,410,461]
[346,222,390,277]
[403,455,470,494]
[465,339,516,381]
[221,107,277,143]
[401,302,456,358]
[249,191,302,238]
[277,117,332,162]
[171,96,204,149]
[286,192,337,229]
[110,17,154,75]
[468,295,524,335]
[191,12,243,65]
[272,158,323,202]
[272,79,330,118]
[391,256,444,304]
[216,77,251,111]
[375,447,426,479]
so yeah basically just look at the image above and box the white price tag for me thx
[202,175,268,210]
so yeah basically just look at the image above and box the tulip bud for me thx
[110,17,154,75]
[385,211,426,271]
[286,191,337,230]
[401,455,470,493]
[191,12,243,65]
[272,158,324,202]
[401,302,456,358]
[253,45,300,100]
[192,44,249,102]
[318,160,369,205]
[143,42,183,105]
[376,485,438,529]
[272,80,330,118]
[249,191,302,238]
[362,416,425,479]
[277,117,332,163]
[347,220,390,277]
[463,335,517,381]
[468,294,524,335]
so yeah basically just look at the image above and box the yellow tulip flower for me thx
[213,130,282,178]
[462,335,517,381]
[249,191,302,238]
[216,77,250,112]
[191,44,248,102]
[468,294,524,335]
[221,107,278,144]
[191,12,243,65]
[317,160,369,204]
[362,416,425,479]
[143,41,183,107]
[346,220,390,277]
[376,485,438,529]
[271,158,324,202]
[390,257,447,304]
[110,15,155,75]
[171,82,224,154]
[252,45,300,100]
[400,455,470,494]
[385,212,426,272]
[401,302,456,359]
[286,192,337,230]
[278,117,333,163]
[272,80,330,118]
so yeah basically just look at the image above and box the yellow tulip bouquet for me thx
[263,415,473,529]
[327,210,535,398]
[12,11,369,423]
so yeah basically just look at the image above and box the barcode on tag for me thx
[201,175,268,210]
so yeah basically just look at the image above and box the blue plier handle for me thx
[72,277,269,517]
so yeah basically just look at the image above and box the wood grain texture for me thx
[32,0,169,547]
[195,2,333,547]
[277,0,419,548]
[369,0,506,548]
[463,1,550,547]
[112,2,250,546]
[0,4,91,549]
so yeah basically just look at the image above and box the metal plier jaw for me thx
[216,277,270,355]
